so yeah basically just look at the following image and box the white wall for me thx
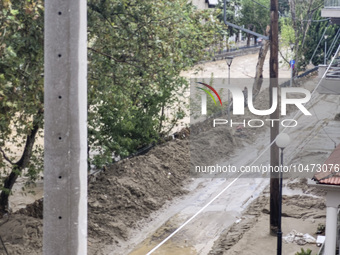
[190,0,209,9]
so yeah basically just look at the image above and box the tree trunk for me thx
[247,25,252,46]
[229,26,233,41]
[254,27,257,46]
[289,0,315,76]
[0,109,42,215]
[289,0,298,77]
[158,100,166,134]
[247,34,251,47]
[253,26,271,98]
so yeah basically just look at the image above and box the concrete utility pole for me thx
[43,0,87,254]
[269,0,280,237]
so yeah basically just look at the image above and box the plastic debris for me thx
[283,230,316,245]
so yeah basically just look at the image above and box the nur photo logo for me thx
[196,82,223,115]
[192,78,312,128]
[196,82,223,106]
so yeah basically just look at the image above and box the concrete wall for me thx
[210,46,261,62]
[321,8,340,18]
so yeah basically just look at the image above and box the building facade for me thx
[321,0,340,24]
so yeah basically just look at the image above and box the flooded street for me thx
[7,51,338,255]
[109,58,340,254]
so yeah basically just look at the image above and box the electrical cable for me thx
[326,28,340,60]
[311,104,337,148]
[295,18,330,22]
[247,0,330,22]
[300,74,338,148]
[145,43,340,255]
[222,0,329,44]
[300,79,338,149]
[309,22,331,64]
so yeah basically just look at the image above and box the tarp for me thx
[208,0,219,5]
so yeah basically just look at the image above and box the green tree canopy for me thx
[87,0,221,165]
[0,0,222,213]
[0,0,44,213]
[303,11,340,67]
[239,0,270,38]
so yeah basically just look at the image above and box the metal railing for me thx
[324,0,340,8]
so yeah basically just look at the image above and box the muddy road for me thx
[107,73,340,254]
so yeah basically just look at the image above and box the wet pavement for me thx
[112,67,340,255]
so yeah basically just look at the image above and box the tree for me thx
[87,0,221,166]
[284,0,324,74]
[217,0,242,40]
[279,4,340,73]
[0,0,44,214]
[303,11,340,67]
[239,0,270,45]
[278,0,290,16]
[0,0,221,214]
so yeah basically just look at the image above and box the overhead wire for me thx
[309,22,331,64]
[145,1,340,253]
[145,42,340,255]
[326,28,340,60]
[299,71,338,148]
[247,0,330,22]
[310,103,337,148]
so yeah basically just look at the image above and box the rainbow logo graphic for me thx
[196,82,222,106]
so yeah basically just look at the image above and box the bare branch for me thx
[88,47,140,68]
[0,148,13,165]
[279,49,290,65]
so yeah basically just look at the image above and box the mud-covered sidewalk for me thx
[209,179,327,255]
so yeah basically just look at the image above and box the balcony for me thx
[325,0,340,7]
[322,0,340,23]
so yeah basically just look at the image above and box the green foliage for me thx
[280,18,296,48]
[295,248,314,255]
[216,0,242,37]
[239,0,270,36]
[0,0,222,203]
[0,0,44,179]
[280,0,325,71]
[216,0,270,40]
[303,11,340,67]
[278,0,290,16]
[283,8,340,70]
[87,0,221,165]
[190,76,226,120]
[201,76,225,117]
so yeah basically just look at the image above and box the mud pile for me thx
[0,214,42,255]
[88,139,190,252]
[0,139,189,254]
